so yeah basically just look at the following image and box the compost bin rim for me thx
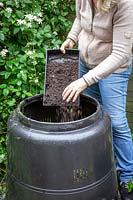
[16,94,102,132]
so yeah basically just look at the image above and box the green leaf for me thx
[22,94,26,98]
[35,52,44,58]
[13,60,19,67]
[8,85,15,91]
[7,99,16,106]
[44,33,51,38]
[6,1,13,6]
[13,27,20,34]
[0,60,5,66]
[19,55,27,63]
[44,25,51,33]
[17,73,21,79]
[10,79,17,85]
[20,27,25,31]
[16,91,21,96]
[0,32,5,41]
[2,112,8,119]
[5,72,11,79]
[6,61,13,69]
[4,12,11,19]
[128,178,133,192]
[25,92,32,96]
[21,73,27,82]
[16,10,24,18]
[0,84,7,89]
[0,71,6,76]
[23,0,32,3]
[2,27,9,34]
[3,89,9,97]
[58,16,66,22]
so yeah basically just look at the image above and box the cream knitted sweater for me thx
[67,0,133,86]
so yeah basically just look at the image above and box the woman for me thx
[61,0,133,199]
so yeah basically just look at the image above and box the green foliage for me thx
[0,135,6,173]
[0,135,6,195]
[0,0,75,181]
[128,178,133,192]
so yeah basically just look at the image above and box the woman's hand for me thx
[60,38,75,54]
[62,78,88,103]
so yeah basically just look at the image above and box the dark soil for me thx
[55,106,82,122]
[43,50,81,122]
[43,59,79,106]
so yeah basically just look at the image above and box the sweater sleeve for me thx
[83,0,133,86]
[67,0,82,43]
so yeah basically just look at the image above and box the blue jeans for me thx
[80,60,133,182]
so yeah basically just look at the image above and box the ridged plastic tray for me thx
[43,49,80,106]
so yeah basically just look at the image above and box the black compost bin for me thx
[7,94,118,200]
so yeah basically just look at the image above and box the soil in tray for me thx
[43,59,79,106]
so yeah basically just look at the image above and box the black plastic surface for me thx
[7,94,118,200]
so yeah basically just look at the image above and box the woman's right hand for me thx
[60,38,75,54]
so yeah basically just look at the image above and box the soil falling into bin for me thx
[23,95,97,123]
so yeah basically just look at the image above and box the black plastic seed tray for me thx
[43,49,80,106]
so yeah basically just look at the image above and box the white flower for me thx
[17,19,26,25]
[26,42,30,47]
[53,31,57,35]
[37,12,43,17]
[0,22,4,26]
[33,16,38,21]
[0,154,4,163]
[51,1,57,6]
[0,49,8,57]
[34,78,38,83]
[17,19,32,27]
[25,14,34,21]
[24,14,43,24]
[32,61,37,66]
[14,0,18,4]
[26,22,32,28]
[6,7,12,13]
[26,50,33,55]
[25,50,35,56]
[35,18,43,24]
[0,2,4,7]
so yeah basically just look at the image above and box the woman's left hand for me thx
[62,77,88,103]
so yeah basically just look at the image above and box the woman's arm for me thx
[83,0,133,86]
[67,0,82,43]
[60,0,82,53]
[62,0,133,103]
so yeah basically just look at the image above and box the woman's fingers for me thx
[60,39,75,54]
[62,86,69,97]
[60,43,66,54]
[66,89,76,102]
[63,86,73,101]
[63,88,79,103]
[62,78,88,103]
[60,40,70,54]
[72,91,80,102]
